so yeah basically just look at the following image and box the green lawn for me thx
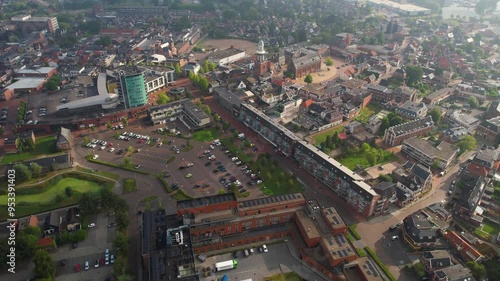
[312,125,345,145]
[354,104,381,124]
[265,272,302,281]
[0,178,101,204]
[480,219,500,235]
[0,136,58,165]
[0,175,112,221]
[75,166,120,180]
[171,189,193,201]
[123,178,137,193]
[339,150,397,170]
[190,128,221,141]
[220,137,254,163]
[251,154,303,196]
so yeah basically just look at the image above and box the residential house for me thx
[446,110,480,133]
[393,161,433,205]
[366,115,382,134]
[212,87,243,113]
[43,210,63,235]
[56,127,72,150]
[442,230,483,262]
[2,137,18,154]
[423,88,452,105]
[383,116,434,146]
[402,211,438,250]
[402,138,459,170]
[322,109,343,126]
[420,250,452,273]
[440,127,468,143]
[475,116,500,145]
[484,101,500,120]
[309,103,326,116]
[372,181,396,214]
[396,101,428,120]
[182,62,200,76]
[455,176,488,226]
[340,102,359,120]
[66,207,81,231]
[276,99,303,119]
[16,215,39,232]
[345,121,363,134]
[368,85,417,104]
[466,148,500,177]
[432,264,475,281]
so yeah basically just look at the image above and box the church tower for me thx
[254,40,269,78]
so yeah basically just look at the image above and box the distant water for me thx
[441,2,500,19]
[441,5,480,19]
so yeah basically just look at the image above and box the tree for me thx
[33,249,55,279]
[468,96,479,108]
[115,212,130,232]
[202,105,211,116]
[304,74,313,84]
[113,231,129,256]
[174,63,182,77]
[106,121,112,129]
[325,57,334,66]
[405,65,424,86]
[467,261,486,280]
[457,135,477,153]
[124,157,132,168]
[156,93,170,105]
[96,36,112,46]
[389,115,403,127]
[65,186,73,197]
[79,192,100,214]
[378,174,393,182]
[121,117,128,126]
[29,162,42,176]
[13,163,32,182]
[20,226,41,237]
[213,113,221,123]
[427,108,442,123]
[44,80,58,91]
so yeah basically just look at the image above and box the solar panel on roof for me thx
[342,249,348,257]
[333,217,340,224]
[338,251,344,257]
[328,238,334,246]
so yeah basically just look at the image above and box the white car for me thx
[256,180,263,184]
[231,157,238,161]
[92,155,99,160]
[391,235,399,241]
[210,145,215,149]
[88,223,96,228]
[100,146,106,150]
[262,244,268,253]
[109,148,115,152]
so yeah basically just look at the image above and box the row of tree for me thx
[189,72,210,93]
[13,162,42,182]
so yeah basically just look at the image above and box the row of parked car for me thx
[75,249,114,272]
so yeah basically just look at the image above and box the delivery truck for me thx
[215,260,238,272]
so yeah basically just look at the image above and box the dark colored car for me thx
[163,173,171,178]
[205,161,212,166]
[233,251,239,258]
[72,242,78,249]
[108,223,116,228]
[100,258,105,266]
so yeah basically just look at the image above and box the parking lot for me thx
[196,243,325,281]
[51,213,116,280]
[74,121,266,199]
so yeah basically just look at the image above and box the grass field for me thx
[0,175,112,221]
[0,136,58,165]
[251,154,303,196]
[190,128,221,142]
[0,178,101,204]
[339,150,397,170]
[354,104,381,124]
[311,125,345,145]
[123,178,137,193]
[480,219,500,235]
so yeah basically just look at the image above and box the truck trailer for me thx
[215,260,237,272]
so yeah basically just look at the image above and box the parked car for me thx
[110,255,115,264]
[185,173,192,178]
[84,261,89,270]
[262,245,268,252]
[95,259,99,268]
[108,223,116,228]
[88,223,96,228]
[75,264,81,272]
[391,235,399,241]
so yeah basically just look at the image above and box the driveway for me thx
[198,243,326,281]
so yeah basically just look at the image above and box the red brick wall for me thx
[178,201,238,215]
[240,201,304,216]
[295,214,320,248]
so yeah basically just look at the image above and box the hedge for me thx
[348,225,361,240]
[364,247,396,281]
[86,157,150,175]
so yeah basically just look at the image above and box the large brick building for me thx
[383,116,434,146]
[239,103,382,217]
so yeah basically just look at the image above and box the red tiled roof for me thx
[37,237,54,247]
[28,215,38,227]
[443,230,482,261]
[467,163,489,177]
[303,99,314,108]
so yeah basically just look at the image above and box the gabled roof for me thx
[57,127,71,144]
